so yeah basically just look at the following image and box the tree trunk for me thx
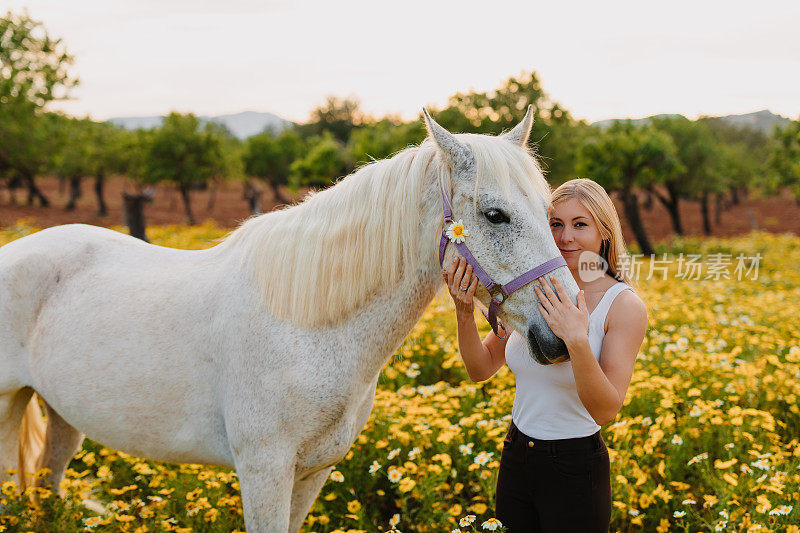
[179,184,196,225]
[94,173,108,216]
[65,176,82,210]
[243,182,263,215]
[123,191,153,242]
[730,187,740,206]
[714,193,724,225]
[620,187,654,256]
[652,186,683,236]
[7,176,21,204]
[267,179,289,204]
[700,192,712,235]
[205,181,217,213]
[642,190,654,210]
[24,174,49,207]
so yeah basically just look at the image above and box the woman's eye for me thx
[550,221,562,228]
[575,222,587,228]
[484,209,510,224]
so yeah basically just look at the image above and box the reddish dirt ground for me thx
[1,175,798,243]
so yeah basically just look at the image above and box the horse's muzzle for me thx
[527,326,570,365]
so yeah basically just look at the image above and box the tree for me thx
[143,113,229,224]
[430,71,581,183]
[117,128,155,240]
[243,128,305,203]
[768,119,800,206]
[48,116,94,210]
[298,96,366,144]
[347,118,425,164]
[289,131,349,189]
[576,121,680,255]
[648,116,721,235]
[86,121,130,216]
[703,117,770,205]
[0,11,77,206]
[0,102,54,205]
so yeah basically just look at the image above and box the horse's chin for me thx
[527,329,570,365]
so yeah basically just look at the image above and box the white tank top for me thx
[505,281,633,439]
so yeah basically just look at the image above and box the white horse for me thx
[0,109,578,531]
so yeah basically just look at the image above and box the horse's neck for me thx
[347,174,444,377]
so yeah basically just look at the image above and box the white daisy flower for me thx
[474,451,494,466]
[459,515,476,527]
[369,460,381,475]
[446,220,470,243]
[387,467,402,483]
[481,518,502,530]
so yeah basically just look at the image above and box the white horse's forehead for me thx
[472,182,548,218]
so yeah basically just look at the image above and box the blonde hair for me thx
[225,134,551,327]
[551,178,633,285]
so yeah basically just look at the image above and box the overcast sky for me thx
[7,0,800,123]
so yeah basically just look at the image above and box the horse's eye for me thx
[484,209,510,224]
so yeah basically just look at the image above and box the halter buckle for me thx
[489,286,506,305]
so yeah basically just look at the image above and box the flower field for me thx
[1,221,800,532]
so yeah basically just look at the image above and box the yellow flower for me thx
[398,477,416,493]
[330,470,345,482]
[448,503,463,516]
[469,502,488,514]
[446,220,470,243]
[347,500,362,513]
[389,513,400,527]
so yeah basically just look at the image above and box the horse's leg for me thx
[288,467,332,533]
[0,388,35,484]
[38,401,84,495]
[235,454,295,533]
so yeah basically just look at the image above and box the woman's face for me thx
[548,198,604,271]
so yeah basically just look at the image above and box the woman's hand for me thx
[534,276,588,347]
[443,257,479,318]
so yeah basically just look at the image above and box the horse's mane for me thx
[226,134,551,327]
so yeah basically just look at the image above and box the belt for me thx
[507,420,604,454]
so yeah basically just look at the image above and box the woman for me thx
[443,178,647,532]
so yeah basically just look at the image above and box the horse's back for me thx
[0,224,235,465]
[0,225,136,390]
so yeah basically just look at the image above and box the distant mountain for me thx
[109,111,293,139]
[707,109,791,134]
[592,113,683,130]
[591,109,791,134]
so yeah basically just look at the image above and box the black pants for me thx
[494,421,612,532]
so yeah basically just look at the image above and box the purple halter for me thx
[438,187,567,335]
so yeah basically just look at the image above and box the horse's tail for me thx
[18,393,47,490]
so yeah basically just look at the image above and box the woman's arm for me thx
[444,257,508,382]
[535,277,647,426]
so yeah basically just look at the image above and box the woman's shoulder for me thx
[606,285,647,331]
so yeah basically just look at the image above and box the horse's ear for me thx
[502,104,534,147]
[422,108,474,174]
